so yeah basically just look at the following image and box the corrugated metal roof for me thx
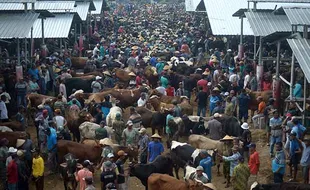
[245,11,292,36]
[287,39,310,83]
[284,7,310,25]
[2,0,36,2]
[0,1,74,11]
[0,12,39,39]
[73,1,90,21]
[35,1,74,10]
[29,13,74,38]
[92,0,103,15]
[248,0,310,2]
[204,0,254,35]
[185,0,202,12]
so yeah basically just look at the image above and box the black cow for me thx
[65,77,95,94]
[60,153,80,190]
[252,182,310,190]
[216,115,243,137]
[170,142,202,179]
[129,154,174,190]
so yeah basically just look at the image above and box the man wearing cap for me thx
[116,150,127,189]
[7,153,18,190]
[193,166,209,184]
[199,150,213,182]
[269,111,282,157]
[247,143,260,186]
[16,149,30,190]
[122,120,139,147]
[220,135,234,187]
[272,142,286,183]
[288,132,302,181]
[232,157,250,190]
[32,148,44,190]
[91,76,103,93]
[100,161,117,190]
[138,128,149,164]
[252,96,266,129]
[219,145,241,183]
[299,138,310,184]
[207,113,222,140]
[148,134,164,163]
[113,113,126,145]
[240,123,251,162]
[76,160,93,190]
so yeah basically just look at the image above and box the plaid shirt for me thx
[232,163,250,190]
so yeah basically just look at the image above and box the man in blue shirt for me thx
[289,132,302,182]
[299,138,310,184]
[147,134,164,163]
[291,118,306,140]
[272,142,286,183]
[269,111,282,157]
[46,127,57,173]
[150,56,157,67]
[199,150,212,182]
[238,89,250,122]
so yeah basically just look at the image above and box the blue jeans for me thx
[270,136,282,154]
[8,183,17,190]
[197,106,206,117]
[17,94,26,108]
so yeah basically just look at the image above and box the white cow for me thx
[79,122,100,140]
[106,106,122,127]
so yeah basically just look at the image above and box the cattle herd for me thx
[1,1,310,190]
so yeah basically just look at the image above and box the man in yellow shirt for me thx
[32,148,44,190]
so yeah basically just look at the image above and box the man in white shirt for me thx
[53,109,67,131]
[155,82,167,95]
[93,44,100,57]
[229,69,239,84]
[91,76,102,93]
[137,93,147,107]
[244,71,251,89]
[0,95,8,122]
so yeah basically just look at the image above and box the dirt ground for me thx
[26,108,306,190]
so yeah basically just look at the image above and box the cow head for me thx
[128,161,138,177]
[60,153,80,178]
[78,109,94,122]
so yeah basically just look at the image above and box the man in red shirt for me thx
[7,154,18,190]
[247,143,260,188]
[165,84,175,97]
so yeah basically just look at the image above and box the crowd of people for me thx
[0,1,309,190]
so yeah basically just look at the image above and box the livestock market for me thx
[1,0,310,189]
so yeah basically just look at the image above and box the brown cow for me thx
[149,89,181,104]
[81,140,139,162]
[57,140,102,164]
[66,109,93,142]
[71,71,103,78]
[0,131,27,147]
[109,87,147,108]
[113,68,130,82]
[0,121,23,131]
[71,57,88,69]
[148,174,204,190]
[148,95,174,112]
[26,94,57,109]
